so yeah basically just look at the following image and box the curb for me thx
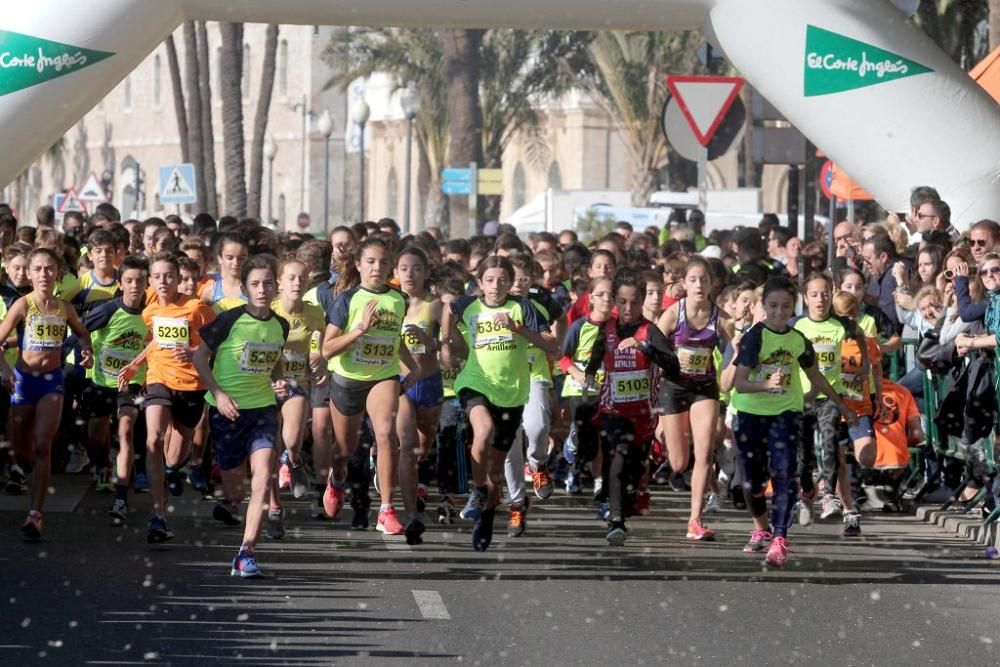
[915,505,1000,548]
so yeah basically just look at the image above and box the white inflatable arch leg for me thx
[0,0,996,220]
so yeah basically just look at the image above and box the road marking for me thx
[380,532,411,551]
[412,590,450,619]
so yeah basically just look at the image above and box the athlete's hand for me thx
[403,323,434,350]
[273,379,290,400]
[840,405,859,427]
[173,345,194,363]
[617,337,639,351]
[359,299,379,332]
[79,348,94,369]
[118,363,138,392]
[214,391,240,421]
[493,312,514,330]
[309,351,323,373]
[765,370,785,391]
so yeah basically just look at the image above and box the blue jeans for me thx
[733,410,802,538]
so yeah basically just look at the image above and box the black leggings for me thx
[600,415,647,520]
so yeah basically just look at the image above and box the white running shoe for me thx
[703,493,721,514]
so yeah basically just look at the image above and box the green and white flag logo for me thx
[0,30,114,97]
[804,25,932,97]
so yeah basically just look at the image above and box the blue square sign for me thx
[159,163,198,205]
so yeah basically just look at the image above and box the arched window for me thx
[153,54,161,106]
[386,167,399,220]
[512,163,527,210]
[548,161,562,190]
[279,39,289,96]
[242,44,251,100]
[124,76,132,110]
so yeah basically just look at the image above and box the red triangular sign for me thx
[57,187,87,214]
[666,75,744,147]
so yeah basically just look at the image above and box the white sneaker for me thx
[796,499,816,527]
[819,494,843,520]
[65,448,91,474]
[703,493,721,514]
[592,477,604,500]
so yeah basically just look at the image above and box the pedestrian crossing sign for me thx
[159,163,197,205]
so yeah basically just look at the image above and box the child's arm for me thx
[804,365,859,426]
[65,304,93,368]
[192,343,239,420]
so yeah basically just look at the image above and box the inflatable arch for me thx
[1,0,997,221]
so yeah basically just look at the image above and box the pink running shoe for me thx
[742,529,773,553]
[765,536,789,568]
[323,482,345,520]
[686,519,715,541]
[278,463,291,491]
[376,507,405,535]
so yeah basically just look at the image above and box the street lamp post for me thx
[263,134,277,226]
[317,109,334,237]
[399,82,421,235]
[351,96,370,222]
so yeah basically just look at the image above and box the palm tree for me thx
[571,31,699,205]
[165,34,189,163]
[183,21,206,212]
[247,24,279,220]
[197,21,218,216]
[220,22,247,217]
[325,27,450,230]
[441,29,484,234]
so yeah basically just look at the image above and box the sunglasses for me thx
[979,266,1000,277]
[970,239,989,248]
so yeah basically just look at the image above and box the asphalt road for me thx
[2,475,999,666]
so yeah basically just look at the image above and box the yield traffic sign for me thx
[665,75,744,147]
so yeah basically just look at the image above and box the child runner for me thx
[395,247,444,537]
[74,256,149,523]
[729,277,858,568]
[442,256,555,551]
[193,254,289,577]
[559,277,613,495]
[503,253,563,536]
[120,252,215,543]
[0,248,93,540]
[582,269,680,546]
[273,258,325,505]
[199,232,249,312]
[655,256,731,541]
[794,273,872,534]
[321,237,425,543]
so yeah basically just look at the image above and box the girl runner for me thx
[729,277,858,568]
[120,252,215,543]
[199,232,249,312]
[442,256,555,551]
[0,247,93,540]
[395,247,444,536]
[320,237,425,544]
[193,254,289,578]
[560,277,613,495]
[655,256,731,541]
[273,259,325,503]
[794,273,872,533]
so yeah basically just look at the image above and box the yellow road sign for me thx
[477,168,502,195]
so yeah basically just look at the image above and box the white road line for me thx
[380,532,411,551]
[412,590,451,619]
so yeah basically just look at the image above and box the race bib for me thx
[610,370,650,403]
[353,334,397,367]
[814,343,837,375]
[841,372,865,401]
[240,342,281,374]
[470,312,514,348]
[282,349,308,380]
[152,316,189,349]
[677,345,711,377]
[759,363,791,395]
[99,347,133,379]
[24,315,66,350]
[404,324,429,355]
